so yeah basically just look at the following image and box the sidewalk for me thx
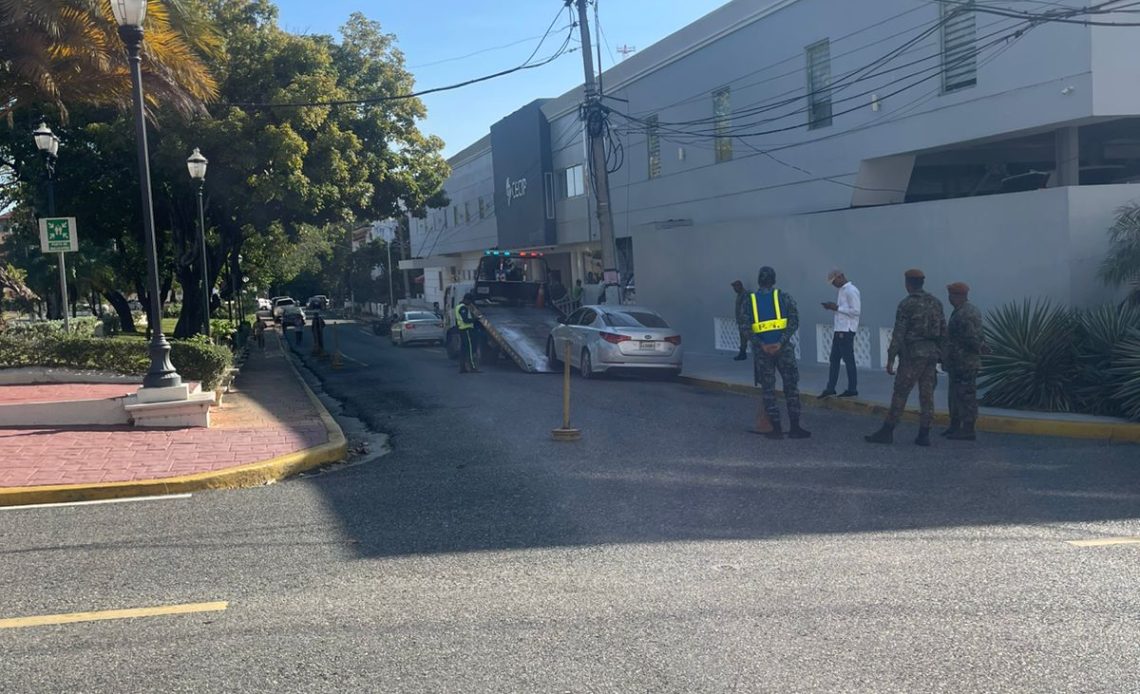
[680,351,1140,442]
[0,327,345,506]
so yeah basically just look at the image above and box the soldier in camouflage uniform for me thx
[865,269,946,446]
[942,282,985,441]
[750,266,811,440]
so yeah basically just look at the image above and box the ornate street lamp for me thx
[186,148,210,337]
[33,123,69,330]
[112,0,181,389]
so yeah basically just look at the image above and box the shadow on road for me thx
[287,324,1140,559]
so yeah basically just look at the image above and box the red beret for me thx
[947,282,970,295]
[904,269,925,280]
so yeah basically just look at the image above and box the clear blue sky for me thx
[273,0,730,157]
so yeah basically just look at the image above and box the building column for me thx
[1054,126,1080,187]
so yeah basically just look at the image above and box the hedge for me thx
[0,335,232,390]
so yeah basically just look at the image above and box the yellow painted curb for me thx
[677,375,1140,443]
[0,332,348,508]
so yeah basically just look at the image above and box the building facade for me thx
[407,0,1140,363]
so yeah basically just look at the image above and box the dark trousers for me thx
[738,329,750,354]
[826,331,857,392]
[459,329,478,372]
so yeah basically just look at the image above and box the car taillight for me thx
[665,335,682,345]
[600,332,630,344]
[406,323,414,330]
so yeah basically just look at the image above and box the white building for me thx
[407,0,1140,362]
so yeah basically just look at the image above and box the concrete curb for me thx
[677,375,1140,443]
[0,334,348,508]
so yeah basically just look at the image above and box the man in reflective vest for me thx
[751,266,810,440]
[455,293,480,373]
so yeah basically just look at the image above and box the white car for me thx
[257,297,273,311]
[391,310,445,347]
[547,305,683,379]
[272,297,296,322]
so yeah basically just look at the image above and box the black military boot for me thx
[864,423,894,444]
[764,421,784,440]
[788,420,811,439]
[941,419,960,437]
[734,349,748,361]
[946,423,976,441]
[915,427,931,447]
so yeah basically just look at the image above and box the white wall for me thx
[632,185,1137,361]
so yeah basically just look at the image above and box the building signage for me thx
[505,177,528,206]
[39,217,78,253]
[490,100,556,248]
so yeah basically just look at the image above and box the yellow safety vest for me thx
[455,303,474,330]
[751,290,788,334]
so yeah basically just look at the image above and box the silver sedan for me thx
[391,310,445,347]
[546,305,683,378]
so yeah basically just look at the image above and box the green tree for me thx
[1100,202,1140,306]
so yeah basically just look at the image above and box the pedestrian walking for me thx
[866,269,946,446]
[253,317,265,350]
[819,268,861,397]
[942,282,986,441]
[455,293,480,373]
[572,279,584,309]
[731,279,750,361]
[749,266,811,440]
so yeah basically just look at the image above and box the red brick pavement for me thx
[0,383,139,404]
[0,328,328,488]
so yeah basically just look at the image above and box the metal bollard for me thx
[551,341,581,441]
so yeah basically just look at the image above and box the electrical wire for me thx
[229,4,577,109]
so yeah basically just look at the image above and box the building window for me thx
[713,87,732,163]
[805,39,832,129]
[647,114,661,178]
[464,201,470,223]
[560,163,585,198]
[478,196,486,219]
[453,206,460,225]
[941,1,977,93]
[441,209,447,229]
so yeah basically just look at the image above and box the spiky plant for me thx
[1111,330,1140,422]
[1073,303,1140,416]
[980,300,1079,412]
[1100,202,1140,306]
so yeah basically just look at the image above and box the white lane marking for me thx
[1065,537,1140,547]
[1,493,193,511]
[358,330,373,337]
[340,354,370,367]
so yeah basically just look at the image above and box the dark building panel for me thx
[491,100,556,249]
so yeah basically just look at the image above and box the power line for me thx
[407,32,565,69]
[229,4,577,109]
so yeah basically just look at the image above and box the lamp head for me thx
[186,147,207,181]
[110,0,147,27]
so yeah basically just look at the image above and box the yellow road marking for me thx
[0,601,228,630]
[1065,537,1140,547]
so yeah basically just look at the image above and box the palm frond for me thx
[980,300,1079,411]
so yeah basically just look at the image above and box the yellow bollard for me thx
[331,320,343,369]
[551,340,581,441]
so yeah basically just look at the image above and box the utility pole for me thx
[574,0,620,304]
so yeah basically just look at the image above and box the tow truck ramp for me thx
[472,304,561,373]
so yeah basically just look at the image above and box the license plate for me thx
[639,341,658,351]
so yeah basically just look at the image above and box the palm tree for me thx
[0,0,220,121]
[1100,202,1140,305]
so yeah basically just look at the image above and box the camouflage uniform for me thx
[944,300,984,428]
[885,291,946,427]
[734,290,751,353]
[751,289,802,428]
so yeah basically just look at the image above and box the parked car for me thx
[306,295,329,310]
[272,297,296,322]
[279,304,305,329]
[390,310,445,347]
[257,297,273,311]
[547,305,682,379]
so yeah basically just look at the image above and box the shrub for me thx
[162,302,182,318]
[100,313,122,337]
[1073,304,1140,416]
[4,317,99,338]
[980,300,1079,412]
[1112,331,1140,421]
[0,334,232,390]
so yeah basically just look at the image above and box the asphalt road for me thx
[2,320,1139,693]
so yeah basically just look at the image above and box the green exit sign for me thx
[39,217,78,253]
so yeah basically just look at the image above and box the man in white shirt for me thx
[820,268,861,398]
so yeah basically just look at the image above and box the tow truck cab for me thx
[474,250,550,306]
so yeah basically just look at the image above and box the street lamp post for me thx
[186,148,209,338]
[112,0,181,389]
[33,122,69,331]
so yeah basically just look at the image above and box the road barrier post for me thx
[552,341,581,441]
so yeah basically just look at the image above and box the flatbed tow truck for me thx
[442,250,573,373]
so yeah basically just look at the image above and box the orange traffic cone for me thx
[535,284,545,309]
